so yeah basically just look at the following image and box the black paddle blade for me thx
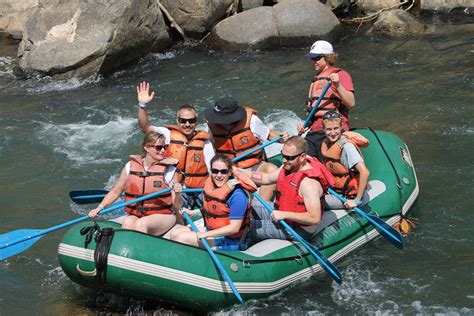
[69,189,109,204]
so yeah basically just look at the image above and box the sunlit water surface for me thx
[0,14,473,315]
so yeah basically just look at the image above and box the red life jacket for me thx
[208,106,263,169]
[307,67,350,132]
[275,157,335,227]
[201,170,257,239]
[124,155,177,218]
[321,131,369,197]
[165,125,210,188]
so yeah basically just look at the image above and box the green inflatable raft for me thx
[58,128,419,310]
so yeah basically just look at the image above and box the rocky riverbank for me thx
[0,0,472,80]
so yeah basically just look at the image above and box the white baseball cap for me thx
[306,40,334,59]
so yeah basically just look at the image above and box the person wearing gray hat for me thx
[205,97,289,201]
[298,40,356,161]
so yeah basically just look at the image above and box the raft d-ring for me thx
[230,263,239,272]
[295,254,304,265]
[242,260,251,268]
[76,264,97,277]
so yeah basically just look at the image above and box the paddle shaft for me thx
[231,136,282,163]
[253,193,342,284]
[303,80,333,128]
[182,212,244,304]
[327,188,403,249]
[1,187,205,250]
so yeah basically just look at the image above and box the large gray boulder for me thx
[357,0,403,13]
[0,0,38,39]
[207,0,340,50]
[420,0,474,11]
[372,9,426,35]
[160,0,234,38]
[358,0,473,12]
[17,0,170,79]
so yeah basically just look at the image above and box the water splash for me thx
[36,116,136,166]
[25,75,102,94]
[262,110,301,157]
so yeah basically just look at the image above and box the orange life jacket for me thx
[275,157,335,227]
[201,170,257,239]
[307,67,350,132]
[165,125,210,188]
[321,131,369,197]
[123,155,177,217]
[208,107,263,169]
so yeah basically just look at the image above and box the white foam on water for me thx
[26,75,102,94]
[410,300,472,314]
[0,56,13,65]
[151,51,177,60]
[329,260,472,314]
[37,116,136,166]
[262,110,302,158]
[0,56,14,77]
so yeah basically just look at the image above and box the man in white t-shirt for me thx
[205,97,288,201]
[136,81,215,209]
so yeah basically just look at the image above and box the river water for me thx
[1,14,473,315]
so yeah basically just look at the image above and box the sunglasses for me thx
[211,168,230,175]
[311,55,324,61]
[178,117,197,124]
[152,144,169,151]
[281,151,304,161]
[322,111,341,120]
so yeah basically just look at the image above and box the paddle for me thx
[69,137,282,204]
[303,80,333,129]
[231,136,282,163]
[181,211,244,304]
[253,193,342,284]
[327,188,403,250]
[0,187,177,260]
[69,189,110,204]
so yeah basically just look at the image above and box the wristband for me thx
[354,199,362,206]
[136,103,148,109]
[98,204,105,211]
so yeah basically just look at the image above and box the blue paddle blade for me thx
[252,193,342,284]
[0,229,45,260]
[182,212,244,304]
[69,189,109,204]
[365,213,404,250]
[299,239,342,284]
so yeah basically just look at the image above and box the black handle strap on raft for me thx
[80,223,115,285]
[93,227,114,284]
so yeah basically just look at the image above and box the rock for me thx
[357,0,473,12]
[325,0,349,12]
[372,9,426,35]
[420,0,474,11]
[0,0,38,39]
[207,0,340,50]
[207,7,278,49]
[357,0,404,13]
[241,0,265,11]
[16,0,170,79]
[160,0,234,39]
[274,0,340,41]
